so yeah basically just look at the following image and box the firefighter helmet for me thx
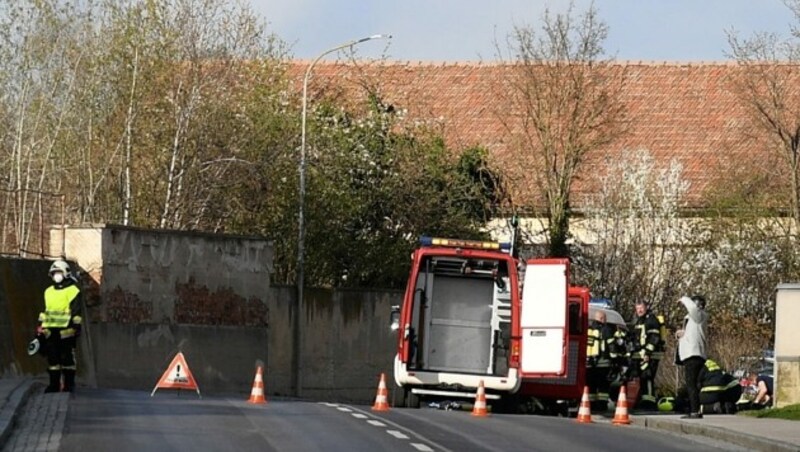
[49,260,70,275]
[657,396,675,412]
[27,338,40,356]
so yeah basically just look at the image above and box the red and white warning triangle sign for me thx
[150,352,201,398]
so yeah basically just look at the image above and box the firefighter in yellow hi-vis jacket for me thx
[38,260,82,393]
[630,300,665,410]
[586,310,615,412]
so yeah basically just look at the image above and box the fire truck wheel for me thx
[406,389,420,409]
[391,385,406,408]
[493,394,520,414]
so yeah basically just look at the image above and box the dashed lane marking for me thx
[337,407,352,412]
[387,430,409,439]
[340,405,453,452]
[351,413,368,419]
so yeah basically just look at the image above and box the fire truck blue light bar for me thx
[419,236,511,251]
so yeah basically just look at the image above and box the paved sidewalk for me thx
[2,389,69,452]
[0,378,40,448]
[632,413,800,452]
[591,410,800,452]
[1,377,71,452]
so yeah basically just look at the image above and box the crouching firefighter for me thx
[38,260,83,393]
[586,310,615,412]
[698,359,740,414]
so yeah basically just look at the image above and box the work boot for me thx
[62,369,76,392]
[44,370,61,393]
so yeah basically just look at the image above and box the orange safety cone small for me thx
[612,384,631,425]
[471,380,489,417]
[372,373,390,412]
[247,365,267,404]
[576,386,593,423]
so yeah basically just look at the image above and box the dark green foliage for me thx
[293,96,508,288]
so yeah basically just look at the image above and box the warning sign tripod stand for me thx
[151,352,201,398]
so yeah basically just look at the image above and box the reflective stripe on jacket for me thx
[633,312,664,360]
[587,322,612,367]
[40,285,80,328]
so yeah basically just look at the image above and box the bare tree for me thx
[0,0,86,254]
[727,0,800,232]
[88,0,286,229]
[145,0,281,229]
[499,1,627,257]
[574,149,698,317]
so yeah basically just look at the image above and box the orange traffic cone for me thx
[576,386,593,423]
[612,384,631,425]
[247,365,267,404]
[471,380,489,417]
[372,373,390,412]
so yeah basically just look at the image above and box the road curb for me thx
[0,379,41,448]
[632,416,799,452]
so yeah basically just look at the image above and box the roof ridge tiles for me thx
[290,59,751,68]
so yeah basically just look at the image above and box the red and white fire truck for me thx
[390,236,591,413]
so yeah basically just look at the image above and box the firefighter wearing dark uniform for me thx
[630,300,664,410]
[698,359,740,414]
[586,310,615,411]
[38,260,82,393]
[608,323,630,400]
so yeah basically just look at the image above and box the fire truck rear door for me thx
[520,259,568,376]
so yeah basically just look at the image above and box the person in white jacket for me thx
[676,295,708,419]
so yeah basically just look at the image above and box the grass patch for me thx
[739,404,800,420]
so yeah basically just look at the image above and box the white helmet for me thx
[27,338,40,356]
[49,260,70,275]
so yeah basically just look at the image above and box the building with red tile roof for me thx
[289,60,793,212]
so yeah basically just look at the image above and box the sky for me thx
[249,0,793,62]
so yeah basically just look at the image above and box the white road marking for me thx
[330,404,452,452]
[387,430,410,439]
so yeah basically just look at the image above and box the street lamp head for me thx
[358,34,392,44]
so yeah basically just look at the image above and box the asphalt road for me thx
[11,388,743,452]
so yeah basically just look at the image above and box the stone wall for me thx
[0,258,52,376]
[2,226,402,403]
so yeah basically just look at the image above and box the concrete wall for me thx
[296,288,399,402]
[4,226,402,403]
[87,284,400,401]
[774,284,800,408]
[0,258,52,376]
[83,226,274,394]
[91,323,268,394]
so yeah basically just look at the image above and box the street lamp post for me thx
[293,34,391,397]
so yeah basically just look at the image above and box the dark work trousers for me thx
[45,331,77,369]
[45,330,77,391]
[586,365,611,411]
[631,357,660,409]
[683,356,705,414]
